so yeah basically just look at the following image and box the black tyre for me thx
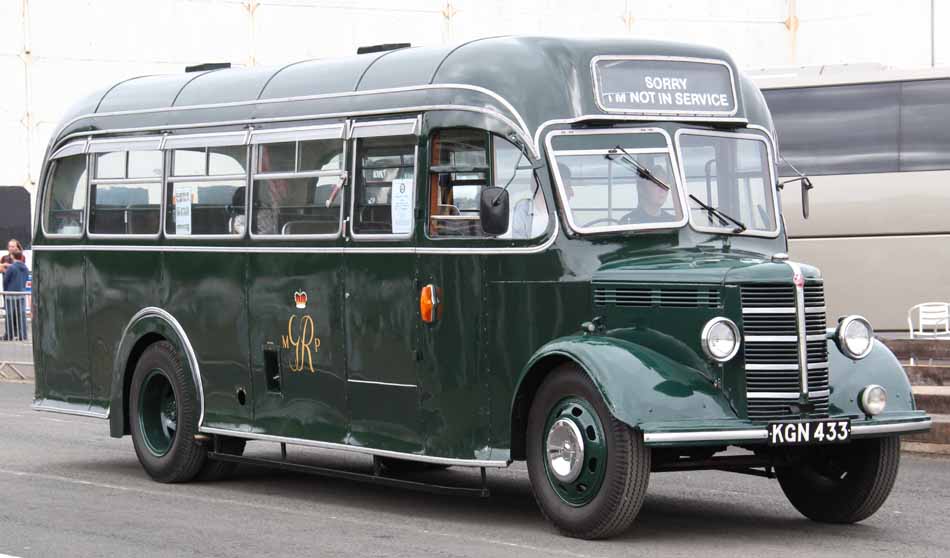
[129,341,207,483]
[198,436,247,481]
[526,364,651,539]
[776,435,901,523]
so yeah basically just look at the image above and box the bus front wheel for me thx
[776,435,901,523]
[526,364,651,539]
[129,341,208,483]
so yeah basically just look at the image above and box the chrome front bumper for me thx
[640,413,932,446]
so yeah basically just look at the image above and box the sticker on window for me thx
[390,177,413,234]
[174,185,196,235]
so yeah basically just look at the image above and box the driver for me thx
[619,164,677,225]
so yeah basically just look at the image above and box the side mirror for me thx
[479,187,510,235]
[801,176,813,220]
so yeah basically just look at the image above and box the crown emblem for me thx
[793,272,804,288]
[294,290,308,309]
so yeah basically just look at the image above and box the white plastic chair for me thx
[907,302,950,339]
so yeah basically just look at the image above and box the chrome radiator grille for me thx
[741,282,829,422]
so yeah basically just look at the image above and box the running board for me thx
[207,451,491,498]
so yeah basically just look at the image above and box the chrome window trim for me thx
[349,128,419,242]
[549,147,662,157]
[52,83,529,148]
[533,115,749,156]
[545,127,690,235]
[590,55,740,117]
[160,130,249,150]
[674,128,782,239]
[49,104,537,161]
[350,117,419,138]
[249,123,345,144]
[41,155,89,240]
[199,426,509,468]
[248,139,347,241]
[50,139,89,160]
[87,136,163,153]
[30,225,559,254]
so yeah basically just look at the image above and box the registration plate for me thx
[767,419,851,446]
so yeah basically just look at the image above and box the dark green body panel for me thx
[247,251,347,443]
[86,249,162,409]
[32,36,926,464]
[344,251,423,453]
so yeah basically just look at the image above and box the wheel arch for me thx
[509,335,736,460]
[110,308,204,438]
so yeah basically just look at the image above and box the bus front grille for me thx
[741,282,828,422]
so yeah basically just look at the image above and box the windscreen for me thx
[549,131,685,233]
[677,132,777,234]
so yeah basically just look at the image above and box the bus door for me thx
[245,129,349,443]
[414,127,496,459]
[343,120,424,454]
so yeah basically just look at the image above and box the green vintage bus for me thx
[32,37,931,539]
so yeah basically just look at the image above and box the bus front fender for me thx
[109,308,204,438]
[511,335,737,454]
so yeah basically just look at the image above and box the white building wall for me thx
[1,0,949,205]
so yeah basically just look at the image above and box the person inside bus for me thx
[619,164,678,225]
[2,239,29,341]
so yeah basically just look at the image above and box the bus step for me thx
[207,451,491,498]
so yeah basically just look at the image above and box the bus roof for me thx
[50,36,769,154]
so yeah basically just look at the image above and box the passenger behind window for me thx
[618,164,678,225]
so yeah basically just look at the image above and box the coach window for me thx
[165,135,248,237]
[250,130,345,238]
[428,129,547,238]
[350,119,418,238]
[44,149,88,236]
[88,147,162,236]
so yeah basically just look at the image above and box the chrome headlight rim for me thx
[836,315,874,360]
[701,317,741,363]
[859,384,887,416]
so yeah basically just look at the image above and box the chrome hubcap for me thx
[546,418,585,482]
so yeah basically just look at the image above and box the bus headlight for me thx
[860,385,887,416]
[701,317,740,362]
[836,315,873,359]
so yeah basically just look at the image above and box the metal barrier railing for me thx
[0,291,32,380]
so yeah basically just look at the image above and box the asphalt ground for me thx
[0,382,947,558]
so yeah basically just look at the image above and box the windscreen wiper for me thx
[607,145,746,233]
[688,194,747,234]
[605,146,670,191]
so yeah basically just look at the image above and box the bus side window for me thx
[251,138,345,237]
[44,154,88,236]
[427,130,548,239]
[427,129,490,237]
[352,135,416,236]
[89,150,162,236]
[494,136,548,240]
[166,145,248,237]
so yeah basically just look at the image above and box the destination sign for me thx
[593,57,737,116]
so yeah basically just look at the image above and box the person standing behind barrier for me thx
[2,239,29,341]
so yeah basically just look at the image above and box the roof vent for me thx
[185,62,232,73]
[356,43,410,55]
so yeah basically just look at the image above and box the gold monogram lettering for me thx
[281,314,321,373]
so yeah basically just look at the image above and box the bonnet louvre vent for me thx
[594,286,721,308]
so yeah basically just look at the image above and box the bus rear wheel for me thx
[526,364,651,539]
[776,435,901,523]
[129,341,207,483]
